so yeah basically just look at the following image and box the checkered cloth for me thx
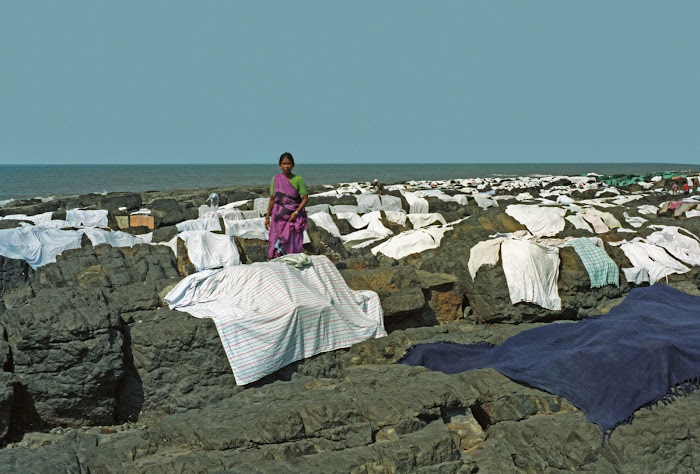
[565,237,619,288]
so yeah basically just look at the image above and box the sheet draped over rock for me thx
[400,191,429,214]
[168,230,241,271]
[165,255,387,385]
[66,209,109,228]
[371,227,450,260]
[398,285,700,436]
[308,212,341,238]
[565,237,619,288]
[0,226,84,269]
[224,217,269,240]
[617,238,689,284]
[501,238,561,310]
[176,217,222,233]
[467,237,505,280]
[407,213,447,229]
[505,205,566,237]
[566,214,594,233]
[645,226,700,267]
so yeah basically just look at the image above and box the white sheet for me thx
[224,217,269,240]
[66,209,109,228]
[619,239,689,284]
[468,237,505,280]
[81,228,149,248]
[371,227,450,260]
[501,238,561,311]
[400,191,429,214]
[169,230,241,271]
[253,198,270,217]
[0,226,83,269]
[407,213,447,229]
[645,226,700,267]
[165,255,386,385]
[176,217,222,233]
[341,216,392,243]
[565,214,594,233]
[384,210,407,227]
[622,212,647,229]
[505,205,566,237]
[309,212,341,238]
[379,195,403,211]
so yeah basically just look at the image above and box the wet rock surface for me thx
[0,177,699,471]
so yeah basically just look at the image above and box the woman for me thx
[264,152,308,259]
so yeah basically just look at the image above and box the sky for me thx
[1,1,698,165]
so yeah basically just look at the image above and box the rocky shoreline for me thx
[0,172,699,472]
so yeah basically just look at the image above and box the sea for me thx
[1,162,696,204]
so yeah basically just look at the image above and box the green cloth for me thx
[565,238,619,288]
[270,175,307,196]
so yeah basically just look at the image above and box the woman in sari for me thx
[264,152,308,259]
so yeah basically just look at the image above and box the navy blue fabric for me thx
[398,285,700,434]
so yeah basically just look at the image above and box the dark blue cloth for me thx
[398,285,700,434]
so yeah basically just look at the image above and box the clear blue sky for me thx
[1,1,698,165]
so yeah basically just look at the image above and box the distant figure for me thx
[683,182,690,195]
[265,152,308,259]
[671,182,678,195]
[371,179,384,195]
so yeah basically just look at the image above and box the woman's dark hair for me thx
[279,152,294,165]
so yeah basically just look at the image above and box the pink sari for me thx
[268,173,307,259]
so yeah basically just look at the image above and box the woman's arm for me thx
[264,196,274,229]
[288,195,308,222]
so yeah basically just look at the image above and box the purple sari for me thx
[268,173,307,259]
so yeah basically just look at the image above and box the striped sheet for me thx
[165,255,386,385]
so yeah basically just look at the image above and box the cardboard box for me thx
[129,215,155,230]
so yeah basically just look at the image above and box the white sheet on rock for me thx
[645,226,700,267]
[356,193,382,211]
[687,209,700,218]
[253,198,270,217]
[199,205,217,219]
[565,214,594,232]
[618,239,689,284]
[400,191,429,214]
[468,237,505,280]
[305,204,331,215]
[218,208,244,221]
[501,238,561,311]
[384,210,407,227]
[380,195,403,211]
[224,217,269,240]
[407,213,447,229]
[335,211,380,230]
[341,216,392,243]
[419,189,468,205]
[81,228,149,248]
[176,217,222,233]
[66,209,109,228]
[0,226,83,269]
[169,230,241,271]
[622,212,647,229]
[371,227,450,260]
[165,255,386,385]
[505,205,566,237]
[309,212,341,238]
[516,192,535,201]
[331,205,362,214]
[474,193,498,209]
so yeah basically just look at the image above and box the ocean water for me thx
[0,162,696,203]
